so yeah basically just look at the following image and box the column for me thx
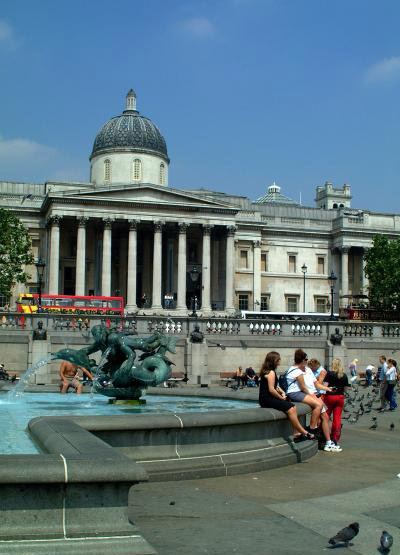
[201,225,212,311]
[340,246,349,298]
[176,223,188,310]
[253,240,261,311]
[152,221,163,309]
[211,237,220,305]
[126,220,138,311]
[225,226,236,312]
[75,216,88,296]
[361,248,369,295]
[48,216,61,294]
[101,218,113,297]
[330,248,340,312]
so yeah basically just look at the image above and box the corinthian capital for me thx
[154,221,163,232]
[178,222,189,234]
[227,225,237,237]
[128,219,138,231]
[103,217,114,229]
[77,216,89,227]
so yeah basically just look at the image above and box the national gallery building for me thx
[1,90,399,315]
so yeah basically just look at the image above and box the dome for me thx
[90,91,169,162]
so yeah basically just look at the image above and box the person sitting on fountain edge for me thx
[59,360,93,395]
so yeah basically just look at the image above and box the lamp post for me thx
[189,267,199,317]
[35,259,46,311]
[301,264,307,313]
[328,270,337,320]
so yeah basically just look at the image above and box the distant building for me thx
[1,90,398,314]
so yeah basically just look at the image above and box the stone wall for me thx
[0,314,398,384]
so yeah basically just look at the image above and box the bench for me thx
[220,372,235,387]
[166,371,186,387]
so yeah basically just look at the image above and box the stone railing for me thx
[381,324,400,337]
[2,312,400,341]
[343,323,373,337]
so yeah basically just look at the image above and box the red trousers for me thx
[324,395,345,443]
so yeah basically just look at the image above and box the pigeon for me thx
[380,530,393,553]
[349,414,359,423]
[370,421,378,429]
[390,422,395,431]
[329,522,359,546]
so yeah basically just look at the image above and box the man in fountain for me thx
[59,360,93,394]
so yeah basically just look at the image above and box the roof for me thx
[254,182,300,206]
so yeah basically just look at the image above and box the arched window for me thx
[332,203,338,209]
[159,163,165,185]
[104,159,111,183]
[339,203,344,208]
[133,159,141,181]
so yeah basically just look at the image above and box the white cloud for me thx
[365,56,400,84]
[0,136,87,182]
[0,20,16,48]
[179,17,216,38]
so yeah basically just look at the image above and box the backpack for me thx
[278,368,297,393]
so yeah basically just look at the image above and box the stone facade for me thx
[1,91,400,315]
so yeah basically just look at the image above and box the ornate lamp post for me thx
[35,259,46,311]
[189,267,200,317]
[301,264,307,313]
[328,270,337,320]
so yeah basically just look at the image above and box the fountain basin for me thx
[0,389,316,553]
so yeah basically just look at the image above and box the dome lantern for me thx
[124,89,137,112]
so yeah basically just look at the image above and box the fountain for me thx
[52,325,176,400]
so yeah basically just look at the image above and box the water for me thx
[0,392,256,454]
[6,357,53,401]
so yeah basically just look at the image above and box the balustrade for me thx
[291,323,322,336]
[381,325,400,337]
[206,320,240,334]
[343,323,373,337]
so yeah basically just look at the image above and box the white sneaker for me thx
[324,440,341,452]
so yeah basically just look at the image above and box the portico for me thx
[44,185,244,314]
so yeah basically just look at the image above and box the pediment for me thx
[55,183,234,208]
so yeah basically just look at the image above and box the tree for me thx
[364,234,400,309]
[0,208,34,300]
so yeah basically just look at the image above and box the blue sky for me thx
[0,0,399,211]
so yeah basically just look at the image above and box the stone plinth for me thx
[185,339,208,385]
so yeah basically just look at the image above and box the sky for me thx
[0,0,399,211]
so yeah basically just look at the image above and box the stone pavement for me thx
[130,406,400,555]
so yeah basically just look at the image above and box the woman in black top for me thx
[259,351,314,441]
[318,358,349,446]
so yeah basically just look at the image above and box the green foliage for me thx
[0,208,34,299]
[364,235,400,309]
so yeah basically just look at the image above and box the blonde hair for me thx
[331,358,344,378]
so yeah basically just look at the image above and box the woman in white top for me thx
[286,349,332,431]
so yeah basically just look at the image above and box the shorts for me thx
[287,391,306,402]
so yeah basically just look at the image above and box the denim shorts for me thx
[288,391,306,402]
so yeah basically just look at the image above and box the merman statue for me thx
[52,325,176,400]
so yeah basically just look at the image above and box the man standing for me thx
[378,355,388,410]
[59,361,93,394]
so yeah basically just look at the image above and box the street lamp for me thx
[189,267,200,317]
[301,264,307,313]
[35,259,46,311]
[328,270,337,320]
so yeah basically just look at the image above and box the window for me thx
[333,203,338,209]
[261,252,267,272]
[239,250,249,268]
[315,296,328,313]
[286,296,299,312]
[159,163,165,185]
[133,159,141,181]
[288,254,296,273]
[317,256,325,274]
[261,295,270,311]
[104,159,111,183]
[238,294,249,310]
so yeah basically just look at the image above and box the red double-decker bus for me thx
[17,294,124,316]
